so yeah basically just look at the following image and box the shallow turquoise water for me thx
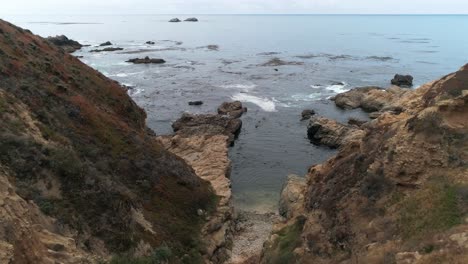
[4,14,467,212]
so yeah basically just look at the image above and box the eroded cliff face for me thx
[157,102,246,264]
[263,65,468,264]
[0,19,217,263]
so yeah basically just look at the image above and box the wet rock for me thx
[145,41,155,45]
[188,101,204,106]
[172,113,242,143]
[218,101,247,118]
[307,116,364,148]
[260,57,303,67]
[301,109,315,120]
[333,86,384,110]
[46,35,82,53]
[207,45,219,51]
[169,18,181,23]
[99,41,112,46]
[126,56,166,64]
[90,47,123,52]
[348,117,367,127]
[185,17,199,22]
[391,74,413,87]
[279,175,307,219]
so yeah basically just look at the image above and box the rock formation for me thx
[158,102,247,263]
[307,116,365,148]
[218,101,247,118]
[169,18,181,23]
[90,47,123,52]
[262,65,468,264]
[0,19,217,263]
[391,74,414,87]
[126,56,166,64]
[46,35,83,53]
[185,17,199,22]
[98,41,112,46]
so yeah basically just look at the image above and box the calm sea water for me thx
[4,14,468,212]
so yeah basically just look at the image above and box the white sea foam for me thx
[107,71,144,78]
[231,93,277,112]
[291,93,322,101]
[325,82,349,93]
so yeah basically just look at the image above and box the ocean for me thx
[4,14,468,212]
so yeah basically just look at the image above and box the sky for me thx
[2,0,468,15]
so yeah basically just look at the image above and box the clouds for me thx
[1,0,468,14]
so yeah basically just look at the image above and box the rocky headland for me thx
[46,35,83,53]
[262,65,468,263]
[0,19,220,263]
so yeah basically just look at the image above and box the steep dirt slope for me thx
[0,19,216,263]
[263,65,468,264]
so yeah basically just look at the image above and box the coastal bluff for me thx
[262,65,468,263]
[0,19,220,263]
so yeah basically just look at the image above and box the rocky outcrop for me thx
[301,109,315,120]
[262,65,468,264]
[90,47,123,52]
[46,35,82,53]
[189,100,204,106]
[218,101,247,118]
[126,56,166,64]
[158,102,247,263]
[172,112,242,145]
[169,18,181,23]
[98,41,112,46]
[391,74,414,87]
[307,116,365,148]
[185,17,199,22]
[0,19,216,263]
[278,175,307,219]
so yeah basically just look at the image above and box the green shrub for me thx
[263,216,306,264]
[399,178,462,239]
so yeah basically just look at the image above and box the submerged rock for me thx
[99,41,112,46]
[90,47,123,52]
[126,56,166,64]
[301,109,316,121]
[188,101,204,106]
[185,17,199,22]
[46,35,82,53]
[391,74,414,87]
[169,18,181,23]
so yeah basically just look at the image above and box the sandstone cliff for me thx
[263,65,468,264]
[0,19,217,263]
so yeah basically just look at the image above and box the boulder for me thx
[279,175,307,219]
[169,18,181,23]
[172,113,242,144]
[333,86,384,110]
[301,109,315,120]
[218,101,247,118]
[90,47,123,52]
[391,74,413,87]
[99,41,112,46]
[188,101,204,106]
[126,56,166,64]
[46,35,82,53]
[185,17,199,22]
[307,116,364,148]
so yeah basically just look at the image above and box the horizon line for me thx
[1,13,468,16]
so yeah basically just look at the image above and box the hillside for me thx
[0,19,217,263]
[263,65,468,263]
